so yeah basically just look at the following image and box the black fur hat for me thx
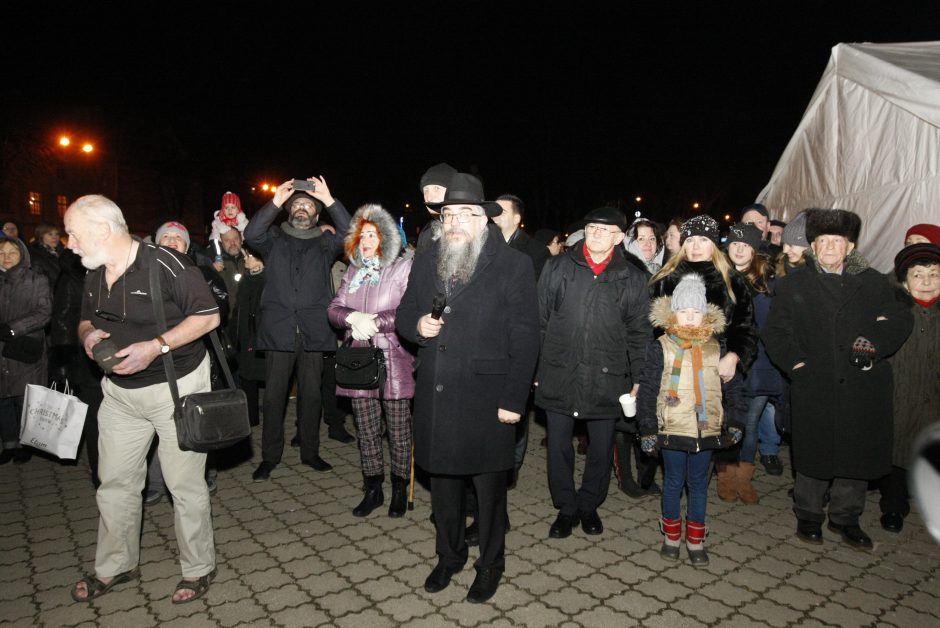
[804,208,862,244]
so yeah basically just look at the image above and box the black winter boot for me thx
[388,475,408,518]
[353,475,384,517]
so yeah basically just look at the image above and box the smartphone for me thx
[293,179,316,192]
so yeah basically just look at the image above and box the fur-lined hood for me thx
[649,295,727,340]
[345,204,402,269]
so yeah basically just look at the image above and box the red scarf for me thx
[914,295,939,308]
[583,243,613,276]
[218,210,241,228]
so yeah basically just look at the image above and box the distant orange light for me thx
[59,136,71,147]
[81,143,94,153]
[692,202,700,210]
[635,196,642,203]
[261,183,270,191]
[724,214,732,221]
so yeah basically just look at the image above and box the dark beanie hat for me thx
[725,222,763,251]
[419,162,457,191]
[804,208,862,244]
[680,215,720,245]
[782,211,809,247]
[583,207,627,232]
[533,228,560,246]
[740,203,770,220]
[894,242,940,282]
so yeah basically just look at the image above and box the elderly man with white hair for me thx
[64,195,221,604]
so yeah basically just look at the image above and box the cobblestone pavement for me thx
[2,412,939,627]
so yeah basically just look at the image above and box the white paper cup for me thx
[619,393,637,418]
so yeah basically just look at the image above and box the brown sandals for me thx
[71,567,141,602]
[171,568,217,604]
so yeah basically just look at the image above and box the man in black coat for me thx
[396,173,540,604]
[243,176,352,481]
[535,206,653,539]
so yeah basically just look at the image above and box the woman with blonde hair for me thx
[649,215,758,500]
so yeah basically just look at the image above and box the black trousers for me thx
[878,465,911,516]
[793,472,868,525]
[430,470,507,572]
[261,333,323,465]
[546,412,616,516]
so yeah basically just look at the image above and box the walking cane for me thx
[408,446,415,510]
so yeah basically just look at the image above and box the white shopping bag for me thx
[19,382,88,459]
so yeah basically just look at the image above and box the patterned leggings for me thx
[351,397,412,479]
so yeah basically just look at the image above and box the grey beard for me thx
[289,212,314,230]
[437,226,487,286]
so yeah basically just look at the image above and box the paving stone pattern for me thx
[1,412,938,627]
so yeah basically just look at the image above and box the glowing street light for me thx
[724,213,732,222]
[59,136,71,147]
[261,183,270,191]
[635,196,642,203]
[692,202,700,210]
[81,143,94,153]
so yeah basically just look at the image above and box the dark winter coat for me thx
[28,242,62,293]
[763,252,913,480]
[535,244,652,419]
[742,277,785,398]
[889,294,940,468]
[650,260,758,374]
[49,249,102,389]
[232,271,267,382]
[0,237,52,398]
[329,208,416,400]
[396,225,540,474]
[508,228,550,281]
[244,199,351,351]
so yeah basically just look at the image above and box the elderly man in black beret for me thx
[535,206,653,540]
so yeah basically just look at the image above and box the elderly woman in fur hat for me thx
[764,209,913,551]
[877,243,940,534]
[328,204,415,518]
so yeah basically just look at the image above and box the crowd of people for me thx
[0,168,937,606]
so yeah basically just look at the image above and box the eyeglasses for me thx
[585,224,621,236]
[439,211,484,224]
[95,273,126,323]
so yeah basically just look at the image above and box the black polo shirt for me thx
[81,240,219,389]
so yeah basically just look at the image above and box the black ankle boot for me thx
[352,475,384,517]
[388,475,408,518]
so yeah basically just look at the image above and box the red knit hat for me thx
[905,223,940,246]
[221,191,242,213]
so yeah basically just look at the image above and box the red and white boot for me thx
[685,520,709,566]
[660,518,682,560]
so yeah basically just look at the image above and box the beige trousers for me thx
[95,355,215,578]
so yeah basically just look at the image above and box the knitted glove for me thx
[850,336,876,370]
[726,426,743,445]
[347,311,379,341]
[640,434,658,454]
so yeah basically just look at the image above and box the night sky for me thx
[4,4,939,234]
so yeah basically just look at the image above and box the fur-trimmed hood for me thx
[345,204,402,269]
[649,295,727,339]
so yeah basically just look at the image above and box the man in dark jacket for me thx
[535,206,653,539]
[415,162,456,254]
[764,208,913,550]
[396,173,540,604]
[244,176,352,481]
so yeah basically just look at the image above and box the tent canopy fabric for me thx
[757,41,940,272]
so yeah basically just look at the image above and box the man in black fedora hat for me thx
[397,172,540,603]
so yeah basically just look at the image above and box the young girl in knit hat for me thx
[209,191,249,241]
[637,273,745,566]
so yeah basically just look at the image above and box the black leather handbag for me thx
[334,337,386,393]
[149,252,251,452]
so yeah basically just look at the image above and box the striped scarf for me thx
[664,334,707,424]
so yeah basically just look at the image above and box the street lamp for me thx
[81,143,94,153]
[692,202,700,210]
[59,136,71,147]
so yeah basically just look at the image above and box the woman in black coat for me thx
[649,215,758,499]
[763,209,913,550]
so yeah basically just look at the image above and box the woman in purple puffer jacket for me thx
[329,204,415,518]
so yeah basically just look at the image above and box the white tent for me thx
[757,41,940,272]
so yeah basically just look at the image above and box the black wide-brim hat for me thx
[894,242,940,282]
[425,173,503,217]
[582,206,628,232]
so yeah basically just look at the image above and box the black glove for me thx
[0,323,13,339]
[850,336,875,370]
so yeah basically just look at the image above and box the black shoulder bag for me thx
[149,252,251,452]
[334,337,387,395]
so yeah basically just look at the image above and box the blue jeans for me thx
[739,396,781,463]
[661,448,713,523]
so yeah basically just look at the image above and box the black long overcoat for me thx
[763,253,913,480]
[396,225,540,475]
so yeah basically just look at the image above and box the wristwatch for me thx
[156,335,170,354]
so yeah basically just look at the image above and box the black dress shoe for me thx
[466,567,503,603]
[579,510,603,535]
[0,449,14,465]
[880,512,904,533]
[302,456,333,472]
[328,427,355,443]
[252,461,276,482]
[796,519,824,544]
[549,512,579,539]
[759,454,784,476]
[465,519,480,547]
[827,522,873,550]
[424,562,462,593]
